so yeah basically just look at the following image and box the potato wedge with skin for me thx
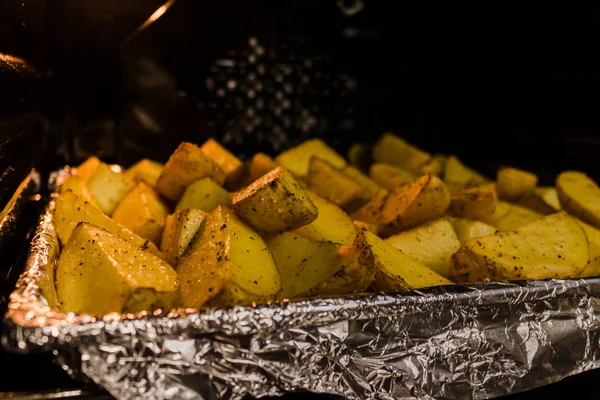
[341,165,381,199]
[485,201,542,231]
[385,219,461,278]
[87,163,136,216]
[307,157,366,211]
[449,187,497,221]
[496,167,538,201]
[160,209,207,267]
[577,219,600,278]
[517,192,558,215]
[266,232,342,299]
[556,171,600,229]
[112,182,170,245]
[232,166,317,233]
[358,230,453,291]
[178,206,281,308]
[450,212,589,283]
[537,187,561,211]
[275,139,346,178]
[250,152,278,181]
[444,155,489,187]
[350,189,389,225]
[293,190,357,245]
[175,177,231,212]
[448,217,497,243]
[353,220,379,235]
[308,245,376,296]
[200,138,245,188]
[74,156,101,181]
[369,163,415,190]
[381,174,451,233]
[56,223,179,315]
[157,142,226,202]
[123,159,164,188]
[347,143,369,170]
[372,133,432,175]
[53,190,162,257]
[59,175,99,208]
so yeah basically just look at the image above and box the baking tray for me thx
[4,167,600,400]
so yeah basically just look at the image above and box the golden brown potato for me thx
[307,157,366,211]
[347,143,368,169]
[56,223,179,315]
[484,201,542,231]
[178,206,281,308]
[265,232,342,299]
[496,167,538,200]
[53,190,162,257]
[448,217,497,243]
[353,220,379,235]
[59,175,99,209]
[517,191,558,215]
[175,177,231,212]
[249,152,278,181]
[350,189,389,225]
[232,166,318,233]
[123,159,164,188]
[380,174,451,234]
[444,155,489,187]
[160,209,207,267]
[372,133,433,175]
[308,245,375,296]
[340,165,381,199]
[156,142,226,201]
[577,218,600,278]
[275,139,346,178]
[112,182,170,245]
[449,186,497,221]
[450,212,589,283]
[357,229,453,291]
[369,163,415,190]
[87,163,136,216]
[385,218,461,277]
[74,156,101,181]
[556,171,600,229]
[200,138,245,188]
[293,190,357,245]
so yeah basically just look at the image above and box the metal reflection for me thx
[119,0,178,49]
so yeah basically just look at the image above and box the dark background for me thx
[1,1,600,398]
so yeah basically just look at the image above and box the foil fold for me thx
[4,168,600,399]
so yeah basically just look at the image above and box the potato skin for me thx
[307,156,366,212]
[556,171,600,229]
[449,187,497,221]
[496,167,538,201]
[232,167,318,233]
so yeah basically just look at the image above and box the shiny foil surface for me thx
[4,169,600,400]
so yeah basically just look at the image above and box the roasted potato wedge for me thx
[372,133,434,175]
[517,189,559,215]
[157,142,226,201]
[444,155,489,187]
[53,190,162,257]
[369,163,415,190]
[556,171,600,229]
[200,138,245,188]
[485,201,542,231]
[381,174,451,234]
[232,166,318,233]
[308,245,376,296]
[249,152,278,181]
[353,220,379,235]
[293,190,357,245]
[275,138,346,178]
[56,223,179,315]
[59,175,99,208]
[450,212,589,283]
[358,230,453,291]
[178,206,281,308]
[350,189,389,225]
[160,208,207,267]
[385,218,461,278]
[266,232,342,299]
[449,186,497,221]
[496,167,538,200]
[123,159,164,188]
[87,163,136,216]
[448,217,497,243]
[175,177,232,212]
[577,218,600,278]
[112,182,170,245]
[74,156,101,181]
[347,143,369,170]
[307,157,366,211]
[341,165,381,199]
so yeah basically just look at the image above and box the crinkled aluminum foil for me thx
[4,168,600,400]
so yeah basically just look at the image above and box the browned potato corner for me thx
[200,138,245,189]
[496,167,538,200]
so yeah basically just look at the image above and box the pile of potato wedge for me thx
[47,132,600,316]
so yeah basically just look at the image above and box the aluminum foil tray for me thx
[4,168,600,400]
